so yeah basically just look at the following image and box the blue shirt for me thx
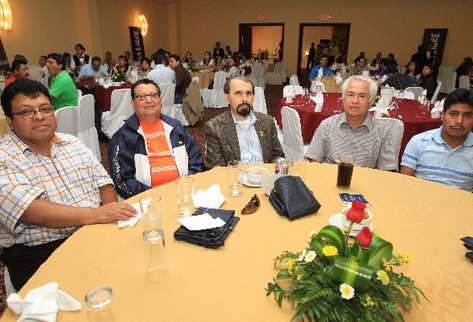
[78,63,108,79]
[233,112,264,164]
[401,127,473,192]
[309,65,334,81]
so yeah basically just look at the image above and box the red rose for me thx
[346,200,366,223]
[356,226,373,248]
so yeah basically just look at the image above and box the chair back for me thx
[289,74,299,85]
[281,106,304,161]
[402,91,415,100]
[110,88,133,118]
[77,94,101,161]
[160,83,176,117]
[376,117,404,170]
[55,106,78,136]
[213,71,227,89]
[253,87,267,114]
[459,75,470,89]
[404,86,424,100]
[283,85,304,98]
[431,81,442,104]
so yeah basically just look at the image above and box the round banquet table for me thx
[275,93,442,158]
[77,81,132,112]
[2,163,472,322]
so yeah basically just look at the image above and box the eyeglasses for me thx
[134,93,160,102]
[11,105,55,119]
[345,92,370,100]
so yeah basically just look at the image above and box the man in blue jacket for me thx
[108,79,204,199]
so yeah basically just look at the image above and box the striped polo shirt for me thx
[305,113,397,170]
[401,127,473,192]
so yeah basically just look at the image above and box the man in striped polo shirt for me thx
[305,76,399,170]
[401,89,473,191]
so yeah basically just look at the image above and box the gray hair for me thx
[341,75,378,104]
[223,75,255,94]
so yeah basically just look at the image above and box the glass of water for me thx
[85,287,115,322]
[176,176,196,217]
[227,160,242,197]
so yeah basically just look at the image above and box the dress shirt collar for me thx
[9,131,67,154]
[231,111,257,127]
[432,127,473,148]
[338,112,373,132]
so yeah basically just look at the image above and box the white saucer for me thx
[239,173,262,187]
[328,213,374,236]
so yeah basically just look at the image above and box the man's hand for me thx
[89,202,137,224]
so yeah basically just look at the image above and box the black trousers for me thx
[1,238,67,290]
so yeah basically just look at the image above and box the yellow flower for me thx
[361,294,374,307]
[376,270,390,285]
[339,283,355,300]
[286,258,296,272]
[394,251,411,265]
[322,245,338,257]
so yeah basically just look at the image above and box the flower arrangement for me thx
[266,201,426,322]
[111,71,127,83]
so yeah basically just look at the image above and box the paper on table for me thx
[117,203,142,228]
[178,213,226,231]
[193,184,225,209]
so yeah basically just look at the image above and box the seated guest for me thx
[108,79,203,199]
[336,52,347,65]
[455,57,472,88]
[199,51,215,68]
[78,56,108,80]
[204,76,284,168]
[0,79,136,290]
[103,51,116,74]
[388,53,398,69]
[169,55,192,104]
[375,58,394,76]
[72,43,89,76]
[226,56,241,79]
[405,61,418,86]
[417,65,437,100]
[4,59,30,87]
[46,53,78,110]
[183,51,196,67]
[213,42,225,60]
[350,56,369,76]
[372,52,382,67]
[147,52,175,86]
[305,76,398,171]
[62,52,76,77]
[112,55,130,78]
[381,71,411,90]
[309,55,334,81]
[401,88,473,191]
[138,57,152,80]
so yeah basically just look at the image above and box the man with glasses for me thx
[108,79,203,199]
[305,76,399,170]
[0,79,136,291]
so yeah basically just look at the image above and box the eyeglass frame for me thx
[10,105,55,119]
[133,92,161,103]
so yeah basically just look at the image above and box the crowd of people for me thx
[0,39,472,292]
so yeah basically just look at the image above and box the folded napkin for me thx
[192,184,225,209]
[370,100,390,117]
[310,93,324,112]
[7,282,81,322]
[178,213,226,231]
[418,89,428,103]
[117,203,142,228]
[430,98,444,119]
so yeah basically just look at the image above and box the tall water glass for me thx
[85,287,115,322]
[176,176,195,217]
[227,160,242,197]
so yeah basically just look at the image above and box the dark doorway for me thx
[239,23,284,60]
[297,23,351,85]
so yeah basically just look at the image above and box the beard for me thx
[236,103,252,117]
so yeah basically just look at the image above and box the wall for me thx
[301,26,333,68]
[251,26,282,56]
[173,0,473,75]
[0,0,169,64]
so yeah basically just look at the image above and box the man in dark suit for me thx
[72,43,90,76]
[204,76,284,168]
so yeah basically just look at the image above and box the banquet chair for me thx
[404,87,423,100]
[249,62,266,89]
[310,80,326,93]
[77,94,101,161]
[266,61,286,85]
[380,87,395,104]
[376,117,404,170]
[402,91,415,100]
[437,66,456,94]
[182,78,204,126]
[459,75,470,89]
[281,106,305,161]
[4,266,16,297]
[101,88,133,139]
[289,74,300,85]
[160,83,177,117]
[202,71,227,108]
[283,85,304,98]
[77,89,82,100]
[55,106,78,136]
[253,86,267,114]
[431,81,442,104]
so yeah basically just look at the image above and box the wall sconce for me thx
[0,0,13,31]
[138,14,148,37]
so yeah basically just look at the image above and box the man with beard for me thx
[401,88,473,192]
[204,76,284,168]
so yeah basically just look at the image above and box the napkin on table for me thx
[117,203,142,228]
[430,98,445,119]
[178,213,226,231]
[7,282,81,322]
[193,184,225,209]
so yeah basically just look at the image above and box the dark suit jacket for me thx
[204,110,284,168]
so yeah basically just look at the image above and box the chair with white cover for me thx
[4,266,16,297]
[55,106,78,136]
[289,74,299,85]
[101,88,133,139]
[437,65,456,93]
[459,75,470,89]
[431,81,442,104]
[283,85,304,98]
[281,106,305,161]
[159,83,177,118]
[402,91,415,100]
[375,117,404,170]
[310,80,326,93]
[380,87,395,104]
[265,61,286,85]
[77,89,82,100]
[253,87,267,114]
[77,94,101,161]
[248,62,266,89]
[404,86,424,100]
[202,71,227,108]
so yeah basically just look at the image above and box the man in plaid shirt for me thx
[0,79,136,291]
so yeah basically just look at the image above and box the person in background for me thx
[375,58,394,76]
[183,51,196,69]
[336,52,347,65]
[138,58,152,80]
[308,55,334,81]
[372,52,382,67]
[124,51,132,64]
[213,42,225,60]
[104,51,116,74]
[417,65,437,100]
[307,42,316,71]
[38,55,49,86]
[108,79,203,199]
[350,56,369,76]
[226,56,241,79]
[169,54,191,104]
[72,43,89,76]
[4,60,30,87]
[405,61,418,86]
[147,52,175,86]
[411,44,433,75]
[62,52,76,77]
[78,56,108,80]
[0,79,135,290]
[455,57,473,88]
[46,53,78,110]
[388,53,398,69]
[328,41,338,65]
[354,52,366,63]
[199,51,215,68]
[225,45,233,58]
[401,88,473,192]
[112,55,130,79]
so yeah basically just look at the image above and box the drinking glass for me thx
[336,156,354,189]
[85,287,115,322]
[176,176,196,217]
[227,160,242,197]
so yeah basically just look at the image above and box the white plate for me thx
[239,173,262,187]
[328,213,374,236]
